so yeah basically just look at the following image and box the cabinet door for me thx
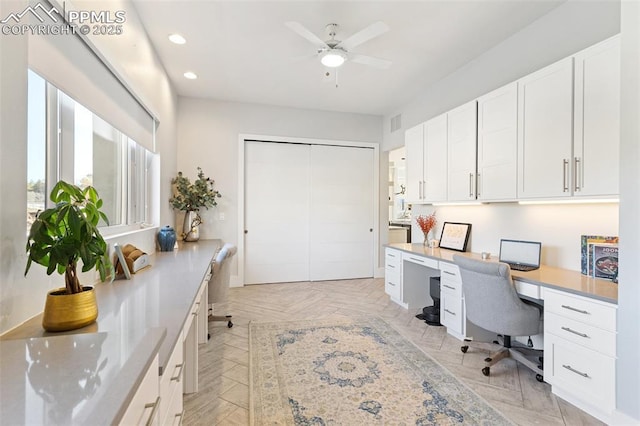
[424,114,448,202]
[405,123,425,202]
[447,101,478,201]
[517,57,574,198]
[120,355,160,426]
[573,36,620,197]
[477,82,518,201]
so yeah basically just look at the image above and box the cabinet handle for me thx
[171,363,185,381]
[561,304,590,315]
[444,309,456,316]
[562,364,590,378]
[562,159,569,192]
[387,264,395,269]
[408,257,424,264]
[442,284,456,290]
[561,326,589,338]
[418,181,423,199]
[386,281,396,287]
[144,396,161,426]
[574,157,581,192]
[422,180,427,199]
[476,173,481,198]
[442,271,456,276]
[387,253,396,258]
[469,173,474,197]
[175,410,185,426]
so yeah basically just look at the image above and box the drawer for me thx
[439,261,460,279]
[545,311,616,357]
[545,289,616,331]
[385,262,401,280]
[385,248,401,269]
[441,292,464,334]
[514,280,541,300]
[548,336,615,411]
[440,277,461,295]
[385,278,401,300]
[160,335,184,424]
[120,355,160,426]
[162,380,184,426]
[402,252,439,269]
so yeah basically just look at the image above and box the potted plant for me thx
[25,181,112,332]
[169,167,221,242]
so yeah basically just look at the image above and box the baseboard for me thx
[612,409,640,425]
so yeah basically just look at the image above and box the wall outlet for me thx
[219,212,225,221]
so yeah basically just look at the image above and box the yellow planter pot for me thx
[42,286,98,332]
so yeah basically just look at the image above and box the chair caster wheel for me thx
[482,367,490,377]
[536,374,544,382]
[207,333,211,340]
[461,346,469,353]
[227,321,233,328]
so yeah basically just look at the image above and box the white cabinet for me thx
[404,114,448,203]
[447,101,478,201]
[544,288,617,423]
[160,337,184,426]
[384,248,402,301]
[477,82,518,201]
[573,35,620,197]
[120,355,160,426]
[517,57,574,199]
[439,263,464,337]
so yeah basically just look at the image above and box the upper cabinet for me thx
[573,36,620,197]
[405,114,448,203]
[447,101,478,202]
[477,82,518,201]
[517,57,574,199]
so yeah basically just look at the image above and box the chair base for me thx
[461,337,544,382]
[208,314,233,328]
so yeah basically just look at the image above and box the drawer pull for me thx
[386,282,396,287]
[561,326,589,338]
[562,364,590,378]
[561,305,590,315]
[171,363,185,381]
[175,410,185,426]
[387,253,396,258]
[144,396,161,426]
[442,284,456,291]
[387,264,395,269]
[409,257,424,264]
[442,271,456,276]
[444,309,456,316]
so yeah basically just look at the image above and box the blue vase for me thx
[157,226,176,251]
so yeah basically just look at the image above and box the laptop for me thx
[499,239,541,272]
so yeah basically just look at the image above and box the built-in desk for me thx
[384,243,618,424]
[0,239,221,425]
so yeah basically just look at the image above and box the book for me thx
[580,235,618,275]
[592,243,618,281]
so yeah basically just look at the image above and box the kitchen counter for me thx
[1,240,221,424]
[386,243,618,304]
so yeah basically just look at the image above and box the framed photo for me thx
[438,222,472,252]
[114,243,131,280]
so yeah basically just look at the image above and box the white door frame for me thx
[237,134,380,287]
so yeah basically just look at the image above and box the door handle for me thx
[562,159,569,192]
[574,157,581,192]
[476,173,480,198]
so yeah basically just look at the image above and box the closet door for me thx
[244,141,310,284]
[309,145,374,281]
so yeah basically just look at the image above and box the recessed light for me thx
[183,72,198,80]
[168,34,186,44]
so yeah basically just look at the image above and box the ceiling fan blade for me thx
[336,21,389,51]
[285,21,328,49]
[350,54,392,70]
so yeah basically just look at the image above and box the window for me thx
[27,70,155,232]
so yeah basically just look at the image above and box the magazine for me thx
[580,235,618,276]
[591,243,618,281]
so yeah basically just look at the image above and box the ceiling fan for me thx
[285,21,392,70]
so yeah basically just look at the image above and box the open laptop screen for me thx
[499,239,541,268]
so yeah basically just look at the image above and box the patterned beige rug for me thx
[249,316,512,425]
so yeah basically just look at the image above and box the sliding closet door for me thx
[244,141,310,284]
[309,145,374,281]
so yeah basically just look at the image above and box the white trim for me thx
[237,133,380,287]
[612,409,640,425]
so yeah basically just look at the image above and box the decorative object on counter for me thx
[580,235,618,276]
[114,244,150,275]
[113,244,131,280]
[415,212,437,246]
[24,181,112,332]
[157,225,177,251]
[439,222,472,252]
[169,167,222,242]
[592,244,618,281]
[429,239,439,248]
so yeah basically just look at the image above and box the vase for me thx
[42,286,98,332]
[157,225,177,251]
[183,211,201,242]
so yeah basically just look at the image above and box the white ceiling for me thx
[132,1,564,116]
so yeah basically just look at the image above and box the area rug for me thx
[249,316,512,425]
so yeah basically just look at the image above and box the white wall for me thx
[382,0,621,151]
[176,98,383,280]
[0,0,178,335]
[412,203,618,271]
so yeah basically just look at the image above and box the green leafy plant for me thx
[169,167,221,212]
[25,181,112,294]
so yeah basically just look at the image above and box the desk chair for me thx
[208,243,237,336]
[452,255,544,382]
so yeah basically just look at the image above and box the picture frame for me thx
[438,222,472,252]
[113,243,131,280]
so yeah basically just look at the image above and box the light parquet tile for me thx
[185,278,603,426]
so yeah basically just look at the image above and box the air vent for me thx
[390,114,402,133]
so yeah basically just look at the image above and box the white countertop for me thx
[1,240,221,424]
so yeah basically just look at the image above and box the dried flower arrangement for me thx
[416,212,437,244]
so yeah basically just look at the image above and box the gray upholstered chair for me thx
[452,255,544,382]
[208,243,237,335]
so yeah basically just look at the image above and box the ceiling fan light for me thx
[320,50,347,68]
[168,33,186,44]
